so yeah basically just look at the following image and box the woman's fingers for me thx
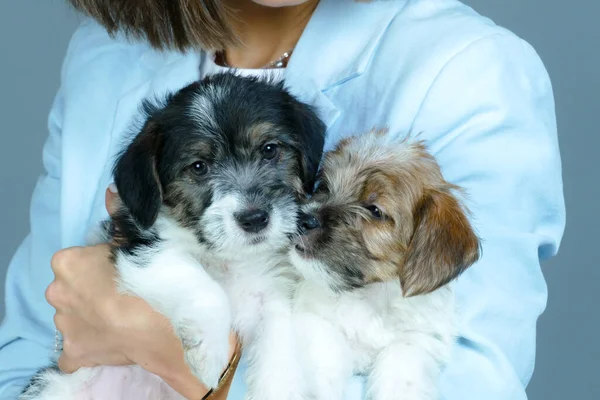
[45,280,67,310]
[57,352,78,374]
[46,244,132,372]
[47,247,83,309]
[54,311,82,373]
[105,184,120,216]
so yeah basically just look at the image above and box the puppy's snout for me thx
[299,212,321,233]
[295,212,322,255]
[235,209,270,233]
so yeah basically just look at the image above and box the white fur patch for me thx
[293,279,457,400]
[289,247,338,290]
[189,94,218,131]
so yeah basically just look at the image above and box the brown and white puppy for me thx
[290,129,480,400]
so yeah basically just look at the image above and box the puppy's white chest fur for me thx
[206,251,297,338]
[296,282,395,368]
[155,216,297,335]
[294,281,457,400]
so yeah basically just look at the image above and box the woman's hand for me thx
[47,243,131,371]
[45,185,238,400]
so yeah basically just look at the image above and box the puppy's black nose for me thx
[300,212,321,232]
[235,209,270,233]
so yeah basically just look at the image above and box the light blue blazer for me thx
[0,0,565,398]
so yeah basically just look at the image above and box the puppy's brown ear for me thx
[113,119,163,229]
[400,189,480,297]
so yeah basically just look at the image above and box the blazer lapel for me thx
[284,0,408,139]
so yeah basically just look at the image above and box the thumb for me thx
[105,184,121,216]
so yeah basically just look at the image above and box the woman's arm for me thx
[0,82,65,398]
[408,33,565,399]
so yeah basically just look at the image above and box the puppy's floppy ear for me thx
[113,120,163,229]
[400,188,481,297]
[290,101,326,193]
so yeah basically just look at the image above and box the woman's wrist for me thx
[162,367,211,400]
[162,333,240,400]
[120,314,210,399]
[126,318,239,400]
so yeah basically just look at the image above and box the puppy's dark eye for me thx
[262,143,280,160]
[365,205,383,220]
[190,160,208,176]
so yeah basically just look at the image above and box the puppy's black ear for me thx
[113,120,163,229]
[291,101,326,193]
[400,189,481,297]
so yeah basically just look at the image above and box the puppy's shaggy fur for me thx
[290,129,481,400]
[21,72,325,400]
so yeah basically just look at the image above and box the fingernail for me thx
[108,183,118,194]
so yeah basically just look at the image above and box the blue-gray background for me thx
[0,1,597,398]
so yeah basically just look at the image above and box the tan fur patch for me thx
[247,122,278,144]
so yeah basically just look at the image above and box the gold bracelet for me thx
[201,342,242,400]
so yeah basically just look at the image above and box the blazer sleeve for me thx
[0,87,64,398]
[0,22,84,396]
[409,33,566,399]
[0,18,115,397]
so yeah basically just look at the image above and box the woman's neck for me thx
[221,0,319,68]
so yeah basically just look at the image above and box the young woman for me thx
[0,0,565,399]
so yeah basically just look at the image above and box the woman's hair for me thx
[68,0,238,51]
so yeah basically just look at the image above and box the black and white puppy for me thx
[21,73,325,400]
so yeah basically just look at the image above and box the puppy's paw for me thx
[180,333,230,389]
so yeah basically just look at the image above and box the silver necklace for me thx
[218,49,294,69]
